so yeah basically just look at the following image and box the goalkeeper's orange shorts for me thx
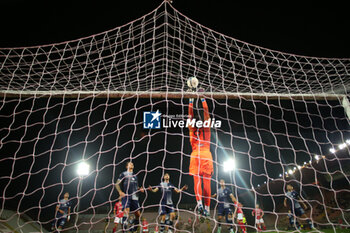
[189,149,213,176]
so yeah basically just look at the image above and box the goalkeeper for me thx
[187,78,213,216]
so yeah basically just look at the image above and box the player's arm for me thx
[115,179,125,197]
[136,177,145,193]
[229,193,238,204]
[211,193,217,198]
[174,184,188,193]
[232,203,238,219]
[201,98,210,121]
[298,196,308,209]
[188,98,194,119]
[283,197,288,207]
[55,204,64,215]
[67,207,71,221]
[148,185,159,193]
[252,209,255,216]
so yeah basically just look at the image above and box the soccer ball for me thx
[187,76,199,88]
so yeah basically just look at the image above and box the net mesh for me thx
[0,1,350,232]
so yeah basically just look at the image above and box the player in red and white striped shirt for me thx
[113,197,124,233]
[252,204,266,231]
[233,202,247,233]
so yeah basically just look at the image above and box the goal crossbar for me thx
[0,90,344,100]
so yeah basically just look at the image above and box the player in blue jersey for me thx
[115,161,145,232]
[148,173,188,233]
[284,184,313,230]
[212,179,238,233]
[51,192,71,232]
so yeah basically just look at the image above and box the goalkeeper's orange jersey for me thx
[188,99,211,152]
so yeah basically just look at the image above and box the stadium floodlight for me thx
[314,155,320,161]
[338,143,347,150]
[75,161,90,225]
[223,159,236,172]
[279,174,282,177]
[77,161,90,177]
[288,169,294,175]
[329,148,336,153]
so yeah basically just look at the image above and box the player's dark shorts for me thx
[291,207,305,216]
[52,216,67,227]
[159,204,175,215]
[122,196,140,211]
[217,204,232,216]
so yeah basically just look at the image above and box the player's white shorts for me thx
[256,218,264,224]
[114,217,122,224]
[237,213,243,221]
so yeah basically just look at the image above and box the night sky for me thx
[0,1,349,58]
[0,0,350,230]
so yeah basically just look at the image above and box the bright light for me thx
[303,162,307,165]
[297,165,302,169]
[329,148,336,153]
[288,169,294,175]
[314,155,320,161]
[257,184,260,187]
[279,174,282,177]
[77,161,90,177]
[264,181,266,184]
[346,139,350,145]
[223,159,236,172]
[339,143,347,150]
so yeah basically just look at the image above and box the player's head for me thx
[64,192,69,199]
[219,179,225,187]
[255,203,259,208]
[192,98,204,122]
[163,173,170,181]
[286,184,294,191]
[126,161,134,171]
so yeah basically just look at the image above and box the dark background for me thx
[0,0,350,229]
[0,1,349,58]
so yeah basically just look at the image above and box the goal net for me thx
[1,1,350,232]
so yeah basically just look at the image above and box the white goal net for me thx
[0,1,350,233]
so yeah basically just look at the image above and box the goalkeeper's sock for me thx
[202,175,211,208]
[193,175,202,201]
